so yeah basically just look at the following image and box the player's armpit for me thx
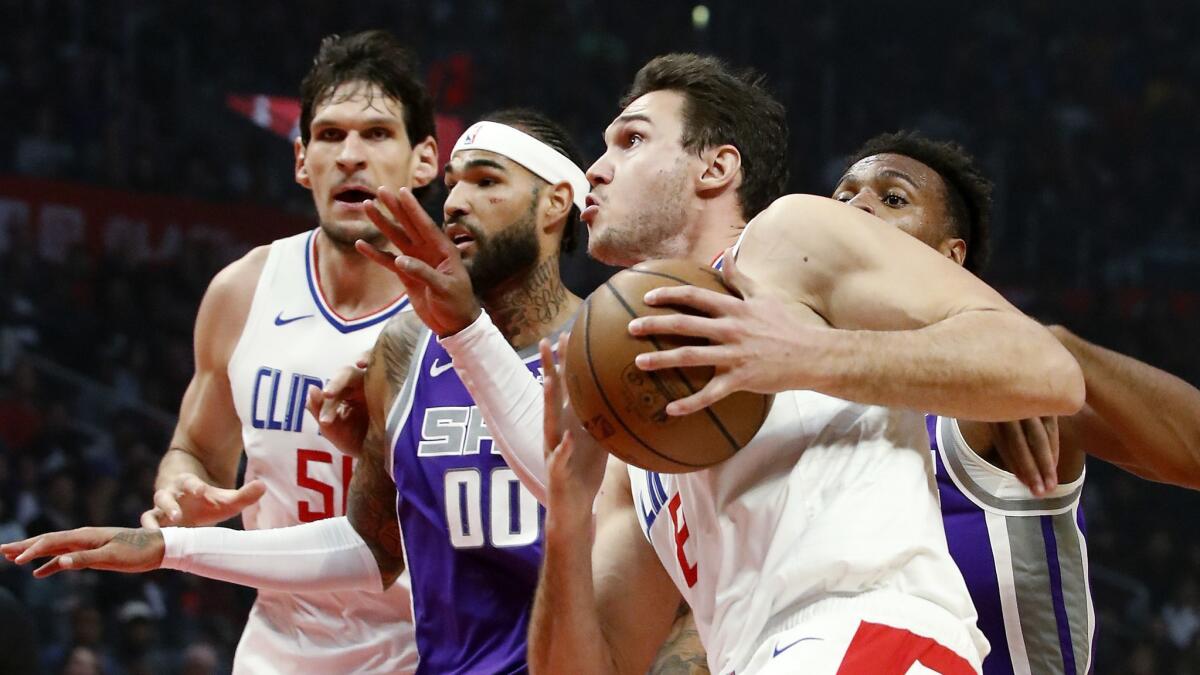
[649,604,709,675]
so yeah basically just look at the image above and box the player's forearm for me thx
[1055,326,1200,487]
[156,445,230,490]
[816,310,1084,421]
[160,517,384,592]
[530,510,619,675]
[441,310,549,503]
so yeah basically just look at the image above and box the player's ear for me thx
[541,181,574,234]
[294,138,311,189]
[941,238,967,267]
[697,144,742,198]
[409,136,439,189]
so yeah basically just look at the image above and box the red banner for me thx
[0,175,314,264]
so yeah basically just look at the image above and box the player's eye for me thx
[477,177,496,188]
[884,193,908,207]
[626,133,644,148]
[366,127,391,140]
[833,190,853,203]
[317,128,344,142]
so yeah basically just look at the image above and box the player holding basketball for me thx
[4,109,590,674]
[338,54,1083,674]
[826,130,1200,674]
[33,31,435,674]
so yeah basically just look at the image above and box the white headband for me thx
[452,121,589,210]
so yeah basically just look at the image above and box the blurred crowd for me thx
[1,0,1197,673]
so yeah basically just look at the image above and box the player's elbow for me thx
[1041,343,1086,416]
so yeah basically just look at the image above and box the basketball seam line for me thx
[583,291,704,468]
[604,279,741,454]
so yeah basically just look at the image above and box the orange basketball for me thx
[564,258,772,473]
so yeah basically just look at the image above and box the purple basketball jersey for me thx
[929,415,1095,675]
[386,330,548,674]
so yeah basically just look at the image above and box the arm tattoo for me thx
[346,427,406,588]
[116,530,158,550]
[346,313,424,588]
[650,604,709,675]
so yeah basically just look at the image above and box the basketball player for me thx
[827,131,1200,675]
[3,109,589,674]
[343,54,1083,674]
[19,31,437,674]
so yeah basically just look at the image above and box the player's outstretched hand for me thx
[2,527,164,578]
[541,334,607,515]
[629,248,822,416]
[358,186,482,337]
[991,417,1060,497]
[307,356,369,457]
[140,474,266,529]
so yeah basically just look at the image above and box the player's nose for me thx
[336,133,368,172]
[586,154,612,187]
[846,192,876,216]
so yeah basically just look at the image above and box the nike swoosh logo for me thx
[429,359,455,378]
[772,636,823,657]
[274,312,314,326]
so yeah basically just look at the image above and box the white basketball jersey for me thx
[227,229,417,674]
[629,391,990,675]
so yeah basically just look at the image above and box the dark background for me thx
[0,1,1197,673]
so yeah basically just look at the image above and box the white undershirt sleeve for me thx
[439,310,549,504]
[159,516,384,592]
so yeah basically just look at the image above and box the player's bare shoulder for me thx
[371,310,426,393]
[193,245,271,371]
[736,194,873,308]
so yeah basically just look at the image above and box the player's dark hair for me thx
[481,108,584,254]
[299,30,436,148]
[621,53,789,222]
[845,131,993,274]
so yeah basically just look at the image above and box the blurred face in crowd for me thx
[295,81,437,247]
[831,153,966,267]
[585,90,700,266]
[442,149,568,293]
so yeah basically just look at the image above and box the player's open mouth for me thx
[582,194,601,224]
[333,185,377,208]
[445,224,476,253]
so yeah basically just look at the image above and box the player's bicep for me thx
[742,194,1015,329]
[170,251,266,484]
[592,461,683,674]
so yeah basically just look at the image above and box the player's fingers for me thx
[541,338,564,457]
[1022,417,1058,491]
[363,197,415,250]
[996,421,1045,496]
[34,557,68,578]
[355,238,402,271]
[393,255,446,291]
[665,376,735,417]
[12,530,98,564]
[0,537,36,560]
[140,508,165,530]
[1043,416,1061,468]
[394,187,456,256]
[178,473,212,494]
[643,284,740,316]
[627,313,726,341]
[230,480,267,509]
[153,490,183,523]
[635,344,731,372]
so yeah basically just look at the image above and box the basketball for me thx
[564,258,773,473]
